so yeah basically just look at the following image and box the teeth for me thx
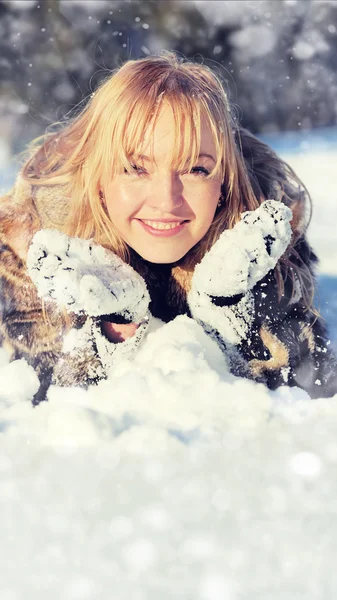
[142,220,183,230]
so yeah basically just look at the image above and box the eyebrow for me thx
[134,153,216,163]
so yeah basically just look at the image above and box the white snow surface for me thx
[1,149,337,598]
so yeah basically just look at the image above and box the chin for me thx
[135,246,189,265]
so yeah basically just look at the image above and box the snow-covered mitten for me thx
[27,230,152,376]
[27,229,150,322]
[188,200,293,346]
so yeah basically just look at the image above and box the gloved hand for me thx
[27,229,150,323]
[188,200,293,346]
[27,229,153,377]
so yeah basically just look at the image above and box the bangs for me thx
[103,87,225,183]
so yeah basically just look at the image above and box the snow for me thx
[292,40,317,62]
[0,356,39,405]
[0,139,337,597]
[3,0,37,10]
[1,350,337,597]
[27,229,151,322]
[292,31,329,62]
[193,0,247,28]
[193,200,292,298]
[283,150,337,278]
[229,25,276,60]
[189,200,292,345]
[60,0,112,9]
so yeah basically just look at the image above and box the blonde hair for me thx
[20,51,314,310]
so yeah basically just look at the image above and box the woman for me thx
[0,51,336,404]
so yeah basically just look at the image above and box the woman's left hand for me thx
[192,199,293,299]
[188,200,293,346]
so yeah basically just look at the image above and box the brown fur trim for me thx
[33,183,70,230]
[0,231,69,357]
[298,321,315,354]
[0,243,27,285]
[0,175,71,263]
[170,264,193,296]
[289,193,310,237]
[248,325,289,378]
[0,177,41,261]
[0,265,66,356]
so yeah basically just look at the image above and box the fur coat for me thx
[0,134,336,404]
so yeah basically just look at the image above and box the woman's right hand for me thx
[27,229,150,323]
[101,320,140,343]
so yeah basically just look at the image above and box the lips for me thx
[136,218,189,237]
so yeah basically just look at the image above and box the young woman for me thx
[0,51,336,404]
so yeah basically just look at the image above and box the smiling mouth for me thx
[136,219,189,237]
[140,219,188,230]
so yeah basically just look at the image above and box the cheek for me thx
[104,182,141,222]
[193,184,221,226]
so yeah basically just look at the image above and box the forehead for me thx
[133,103,216,163]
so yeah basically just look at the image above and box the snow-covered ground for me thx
[1,133,337,599]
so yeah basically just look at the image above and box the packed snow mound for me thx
[1,315,337,599]
[0,314,333,450]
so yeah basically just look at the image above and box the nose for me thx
[147,173,183,213]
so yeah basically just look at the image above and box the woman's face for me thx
[103,104,222,263]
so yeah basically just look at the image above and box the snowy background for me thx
[1,1,337,599]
